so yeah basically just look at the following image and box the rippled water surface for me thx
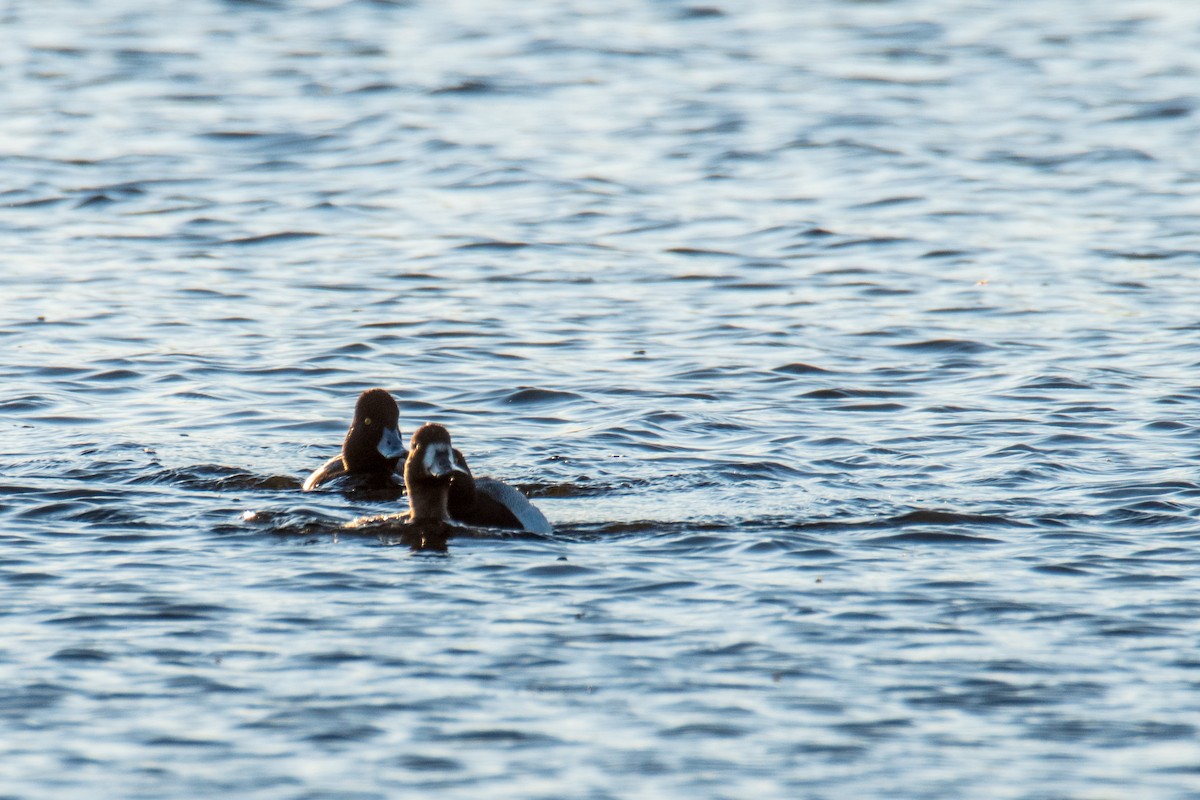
[4,1,1200,797]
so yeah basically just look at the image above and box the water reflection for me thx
[347,516,455,553]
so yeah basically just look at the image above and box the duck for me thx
[403,423,470,533]
[346,423,469,549]
[305,389,553,534]
[303,388,407,492]
[447,447,553,534]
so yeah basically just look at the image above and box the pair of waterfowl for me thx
[303,389,551,535]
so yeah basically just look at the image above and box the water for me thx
[3,0,1200,797]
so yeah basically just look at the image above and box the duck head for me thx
[343,388,407,473]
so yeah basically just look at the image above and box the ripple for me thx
[772,362,833,375]
[504,388,583,405]
[51,647,113,662]
[892,339,996,354]
[135,466,301,491]
[219,231,321,246]
[868,531,1001,545]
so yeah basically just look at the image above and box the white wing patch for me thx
[475,478,553,534]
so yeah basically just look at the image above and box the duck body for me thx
[304,388,407,492]
[303,454,402,494]
[448,451,553,534]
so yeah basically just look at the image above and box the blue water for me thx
[4,1,1200,797]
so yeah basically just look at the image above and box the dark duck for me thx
[402,423,470,534]
[303,388,407,492]
[346,423,469,549]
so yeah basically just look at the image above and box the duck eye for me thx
[364,417,372,426]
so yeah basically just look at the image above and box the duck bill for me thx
[377,425,407,460]
[424,442,468,478]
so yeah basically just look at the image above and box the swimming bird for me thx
[403,422,470,533]
[345,423,469,549]
[303,388,407,492]
[447,448,553,534]
[304,389,553,534]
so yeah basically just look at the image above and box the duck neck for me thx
[407,477,451,523]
